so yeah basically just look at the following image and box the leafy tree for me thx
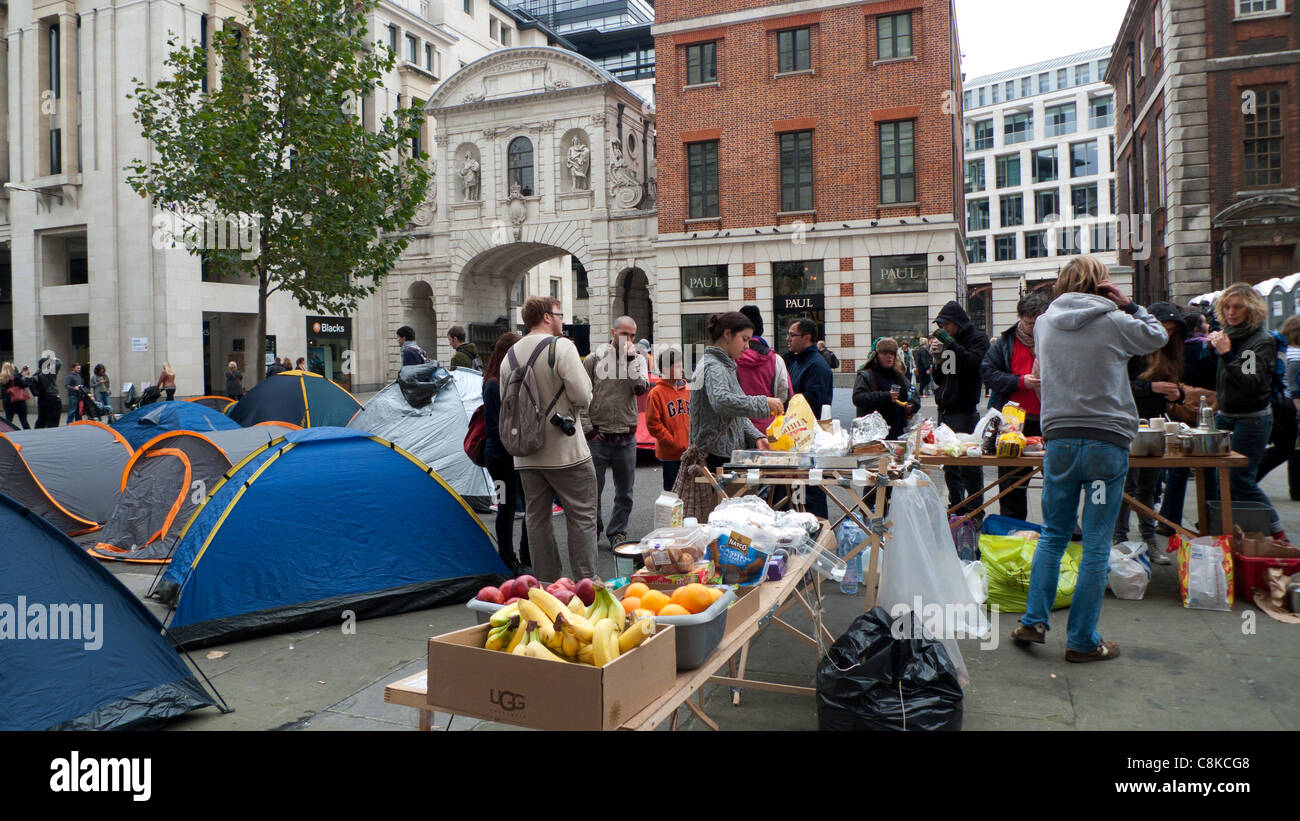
[128,0,430,382]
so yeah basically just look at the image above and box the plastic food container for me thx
[633,585,737,670]
[639,525,710,575]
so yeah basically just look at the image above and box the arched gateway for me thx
[390,47,657,369]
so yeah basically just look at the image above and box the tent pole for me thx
[165,627,235,715]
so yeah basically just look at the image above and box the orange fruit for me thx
[659,603,690,616]
[640,590,670,615]
[707,587,724,603]
[625,582,650,599]
[621,596,642,614]
[677,583,714,614]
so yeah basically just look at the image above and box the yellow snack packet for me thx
[779,394,819,451]
[766,415,794,451]
[1002,402,1026,433]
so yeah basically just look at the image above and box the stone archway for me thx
[402,281,439,357]
[616,267,653,343]
[419,46,657,355]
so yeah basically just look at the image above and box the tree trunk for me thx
[256,268,269,388]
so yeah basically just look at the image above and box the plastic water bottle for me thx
[836,521,866,595]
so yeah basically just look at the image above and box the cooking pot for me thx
[1130,428,1165,457]
[1178,429,1232,455]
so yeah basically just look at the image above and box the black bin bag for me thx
[817,607,964,731]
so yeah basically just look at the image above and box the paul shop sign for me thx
[780,294,824,312]
[871,255,928,294]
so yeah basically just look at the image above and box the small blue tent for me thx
[113,401,240,449]
[0,492,216,730]
[162,427,508,647]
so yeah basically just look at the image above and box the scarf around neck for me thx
[1226,322,1258,342]
[1015,319,1035,351]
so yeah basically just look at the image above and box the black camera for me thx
[550,413,577,436]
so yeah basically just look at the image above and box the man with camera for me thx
[505,296,599,581]
[583,315,650,549]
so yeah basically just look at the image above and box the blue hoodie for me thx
[1035,293,1168,448]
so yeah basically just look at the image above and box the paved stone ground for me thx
[93,390,1300,731]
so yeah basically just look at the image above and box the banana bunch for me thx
[483,585,656,666]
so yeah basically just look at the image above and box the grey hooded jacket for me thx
[1035,293,1168,448]
[689,346,770,459]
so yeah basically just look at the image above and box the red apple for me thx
[551,588,575,606]
[545,582,566,596]
[575,578,596,607]
[476,586,504,604]
[502,596,522,606]
[506,579,528,600]
[517,574,540,590]
[554,577,577,593]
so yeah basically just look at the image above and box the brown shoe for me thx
[1066,640,1121,663]
[1010,621,1046,644]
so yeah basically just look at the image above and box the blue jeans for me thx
[1207,412,1281,534]
[1022,438,1128,652]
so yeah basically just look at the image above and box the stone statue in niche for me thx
[566,136,590,191]
[507,181,527,241]
[459,152,481,201]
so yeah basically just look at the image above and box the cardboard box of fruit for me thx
[431,585,677,730]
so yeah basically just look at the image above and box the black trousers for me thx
[486,450,529,567]
[939,409,984,518]
[35,398,61,428]
[997,418,1041,522]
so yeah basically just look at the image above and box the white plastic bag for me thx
[878,475,990,689]
[961,560,988,605]
[972,408,1005,442]
[1107,541,1151,600]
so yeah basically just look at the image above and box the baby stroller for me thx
[74,385,116,423]
[124,384,162,411]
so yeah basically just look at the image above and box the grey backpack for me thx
[499,338,565,458]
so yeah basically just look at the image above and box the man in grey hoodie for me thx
[1010,256,1167,663]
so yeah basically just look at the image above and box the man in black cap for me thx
[929,301,991,519]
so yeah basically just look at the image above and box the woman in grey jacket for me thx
[689,312,785,470]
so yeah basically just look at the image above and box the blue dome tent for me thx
[0,492,217,730]
[161,428,508,647]
[113,400,241,449]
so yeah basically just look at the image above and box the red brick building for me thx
[1108,0,1299,304]
[651,0,965,374]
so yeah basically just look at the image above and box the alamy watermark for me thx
[888,596,999,651]
[0,596,104,650]
[152,205,261,260]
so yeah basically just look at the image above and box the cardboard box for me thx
[1234,531,1300,560]
[426,623,677,730]
[723,585,761,640]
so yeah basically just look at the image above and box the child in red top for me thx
[646,349,690,491]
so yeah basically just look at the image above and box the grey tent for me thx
[348,363,493,506]
[0,421,133,534]
[89,426,286,563]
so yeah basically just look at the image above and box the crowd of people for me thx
[474,258,1296,667]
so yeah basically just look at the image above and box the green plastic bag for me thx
[979,534,1082,613]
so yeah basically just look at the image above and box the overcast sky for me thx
[956,0,1133,82]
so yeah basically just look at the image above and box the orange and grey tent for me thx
[227,370,362,427]
[187,395,237,413]
[88,426,292,563]
[0,421,133,535]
